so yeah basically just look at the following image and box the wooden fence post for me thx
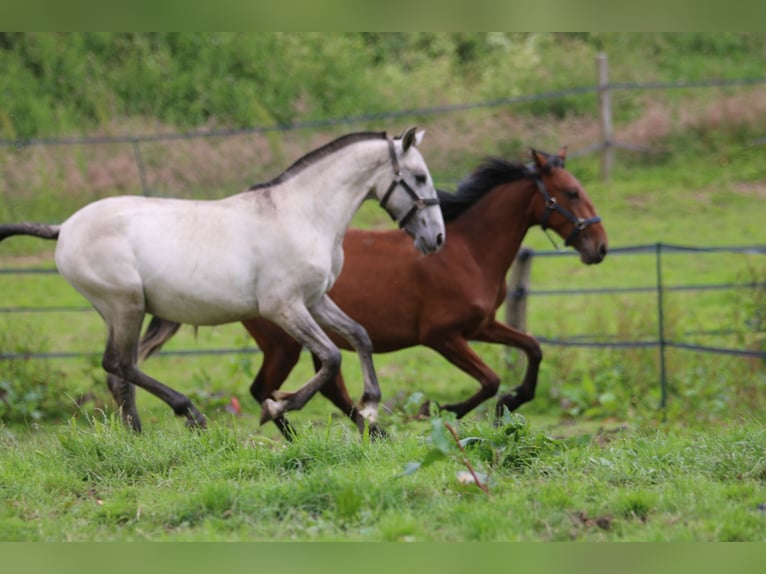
[506,247,534,332]
[597,52,614,181]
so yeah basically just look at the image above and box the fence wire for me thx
[1,242,764,361]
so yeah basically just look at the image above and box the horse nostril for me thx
[436,233,444,247]
[600,244,608,258]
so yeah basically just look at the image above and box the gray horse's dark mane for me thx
[437,157,532,222]
[248,131,387,191]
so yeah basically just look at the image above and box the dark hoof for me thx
[125,416,142,434]
[368,423,389,441]
[185,416,207,430]
[275,417,298,442]
[183,407,207,430]
[417,400,433,419]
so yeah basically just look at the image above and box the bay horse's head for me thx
[378,127,445,255]
[530,147,607,264]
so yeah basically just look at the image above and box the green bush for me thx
[3,33,764,139]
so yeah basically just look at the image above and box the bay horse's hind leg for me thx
[246,322,304,440]
[426,334,501,419]
[105,316,182,432]
[476,320,542,418]
[308,295,386,437]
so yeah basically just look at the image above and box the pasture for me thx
[1,138,765,541]
[1,33,765,541]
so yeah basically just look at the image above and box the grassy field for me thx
[0,412,764,541]
[1,33,765,541]
[1,137,765,541]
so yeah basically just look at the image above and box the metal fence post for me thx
[506,247,534,332]
[505,248,534,368]
[655,242,668,412]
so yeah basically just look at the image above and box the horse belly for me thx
[139,255,262,325]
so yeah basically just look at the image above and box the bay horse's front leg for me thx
[471,320,543,418]
[309,295,386,438]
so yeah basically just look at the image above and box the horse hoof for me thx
[368,424,388,441]
[417,400,432,418]
[358,403,379,424]
[186,417,207,430]
[260,398,287,424]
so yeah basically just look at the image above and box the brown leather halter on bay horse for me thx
[122,147,607,438]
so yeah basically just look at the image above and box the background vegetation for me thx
[0,33,765,541]
[2,32,765,139]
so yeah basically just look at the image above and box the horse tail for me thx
[0,222,61,243]
[137,316,182,363]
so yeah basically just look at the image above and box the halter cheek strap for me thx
[534,176,601,246]
[380,138,440,228]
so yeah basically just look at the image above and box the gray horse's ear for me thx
[400,126,418,152]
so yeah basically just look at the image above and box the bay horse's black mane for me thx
[437,157,532,222]
[249,131,387,191]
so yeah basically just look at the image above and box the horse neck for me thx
[451,179,537,282]
[274,140,389,239]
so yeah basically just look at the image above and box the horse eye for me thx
[414,174,428,185]
[565,189,579,200]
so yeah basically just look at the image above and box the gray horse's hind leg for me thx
[100,308,206,429]
[107,372,142,431]
[106,317,182,432]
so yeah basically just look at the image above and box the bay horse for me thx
[0,128,445,432]
[131,147,607,439]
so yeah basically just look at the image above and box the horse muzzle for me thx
[579,240,608,265]
[414,230,445,255]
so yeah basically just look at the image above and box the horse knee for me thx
[348,324,373,355]
[321,348,342,377]
[102,351,132,378]
[528,344,543,365]
[484,374,501,397]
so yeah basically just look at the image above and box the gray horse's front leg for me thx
[309,295,383,432]
[259,302,342,424]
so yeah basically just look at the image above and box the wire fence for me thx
[3,242,764,358]
[1,68,765,413]
[506,243,766,409]
[2,73,766,195]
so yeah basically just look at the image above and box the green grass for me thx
[1,34,766,540]
[0,413,764,541]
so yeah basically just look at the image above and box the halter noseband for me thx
[531,161,601,247]
[379,138,440,229]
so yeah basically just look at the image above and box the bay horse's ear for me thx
[531,148,549,170]
[557,146,568,162]
[400,126,419,152]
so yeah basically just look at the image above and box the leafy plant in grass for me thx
[399,405,559,493]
